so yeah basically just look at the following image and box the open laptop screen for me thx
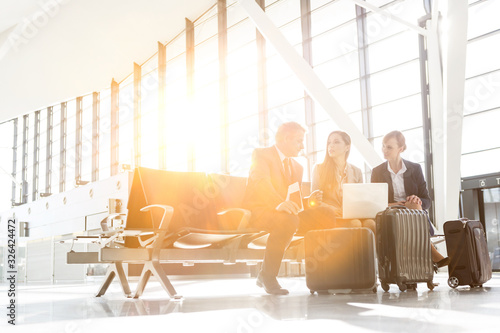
[342,183,388,219]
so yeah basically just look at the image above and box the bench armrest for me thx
[217,208,251,230]
[100,213,126,232]
[138,204,174,252]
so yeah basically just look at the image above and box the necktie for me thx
[284,158,292,183]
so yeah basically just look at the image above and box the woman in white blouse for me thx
[371,130,449,269]
[311,130,376,234]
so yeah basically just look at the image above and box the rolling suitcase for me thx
[304,228,377,294]
[444,218,492,288]
[376,206,435,292]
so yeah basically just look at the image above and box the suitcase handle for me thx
[388,205,408,210]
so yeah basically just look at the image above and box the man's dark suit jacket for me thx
[243,146,303,222]
[371,159,431,210]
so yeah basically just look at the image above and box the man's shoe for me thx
[256,273,289,295]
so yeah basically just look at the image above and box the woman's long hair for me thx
[317,131,351,192]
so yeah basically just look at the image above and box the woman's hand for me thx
[405,195,422,210]
[307,190,323,207]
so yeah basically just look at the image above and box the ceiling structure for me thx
[0,0,215,122]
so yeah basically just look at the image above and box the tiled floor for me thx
[1,272,500,332]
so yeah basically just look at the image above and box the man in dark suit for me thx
[243,122,336,295]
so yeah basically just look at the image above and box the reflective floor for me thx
[1,272,500,332]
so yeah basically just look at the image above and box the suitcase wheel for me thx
[381,282,390,292]
[407,283,417,291]
[448,276,459,288]
[427,281,435,291]
[397,283,407,292]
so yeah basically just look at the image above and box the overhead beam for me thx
[237,0,382,168]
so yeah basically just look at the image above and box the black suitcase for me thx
[304,228,377,294]
[376,206,435,292]
[444,218,492,288]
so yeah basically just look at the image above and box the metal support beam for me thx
[59,102,67,193]
[418,13,436,223]
[237,0,382,168]
[11,118,18,205]
[349,0,427,36]
[355,4,374,179]
[256,0,268,147]
[75,96,83,182]
[425,9,445,227]
[45,107,53,194]
[186,18,195,171]
[32,110,40,201]
[92,92,99,182]
[444,0,468,220]
[300,0,317,174]
[133,63,142,167]
[218,0,229,174]
[21,115,28,204]
[158,42,167,170]
[110,79,119,176]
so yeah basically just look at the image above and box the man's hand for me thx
[307,190,323,208]
[276,200,301,215]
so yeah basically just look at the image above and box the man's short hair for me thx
[275,122,306,143]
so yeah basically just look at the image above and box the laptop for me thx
[342,183,388,219]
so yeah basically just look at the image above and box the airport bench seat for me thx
[66,167,307,299]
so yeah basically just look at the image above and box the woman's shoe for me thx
[435,257,450,268]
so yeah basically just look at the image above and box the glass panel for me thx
[166,32,186,62]
[468,0,500,40]
[0,121,14,209]
[313,52,360,88]
[81,95,93,181]
[482,187,500,263]
[227,90,259,123]
[370,60,421,106]
[194,10,218,44]
[463,70,500,115]
[365,0,425,45]
[227,42,258,75]
[66,101,76,189]
[368,30,419,73]
[462,109,500,154]
[194,82,221,173]
[267,76,304,110]
[227,1,248,28]
[99,89,111,180]
[141,69,159,169]
[310,0,356,38]
[466,33,500,79]
[371,94,422,137]
[311,21,358,66]
[227,19,257,52]
[51,105,61,194]
[118,81,134,167]
[266,0,301,30]
[462,148,500,177]
[313,80,361,123]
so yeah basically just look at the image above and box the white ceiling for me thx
[0,0,216,122]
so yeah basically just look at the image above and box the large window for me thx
[6,0,499,209]
[462,0,500,177]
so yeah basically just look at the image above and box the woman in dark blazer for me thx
[371,130,449,268]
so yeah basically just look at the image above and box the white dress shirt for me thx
[387,161,407,202]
